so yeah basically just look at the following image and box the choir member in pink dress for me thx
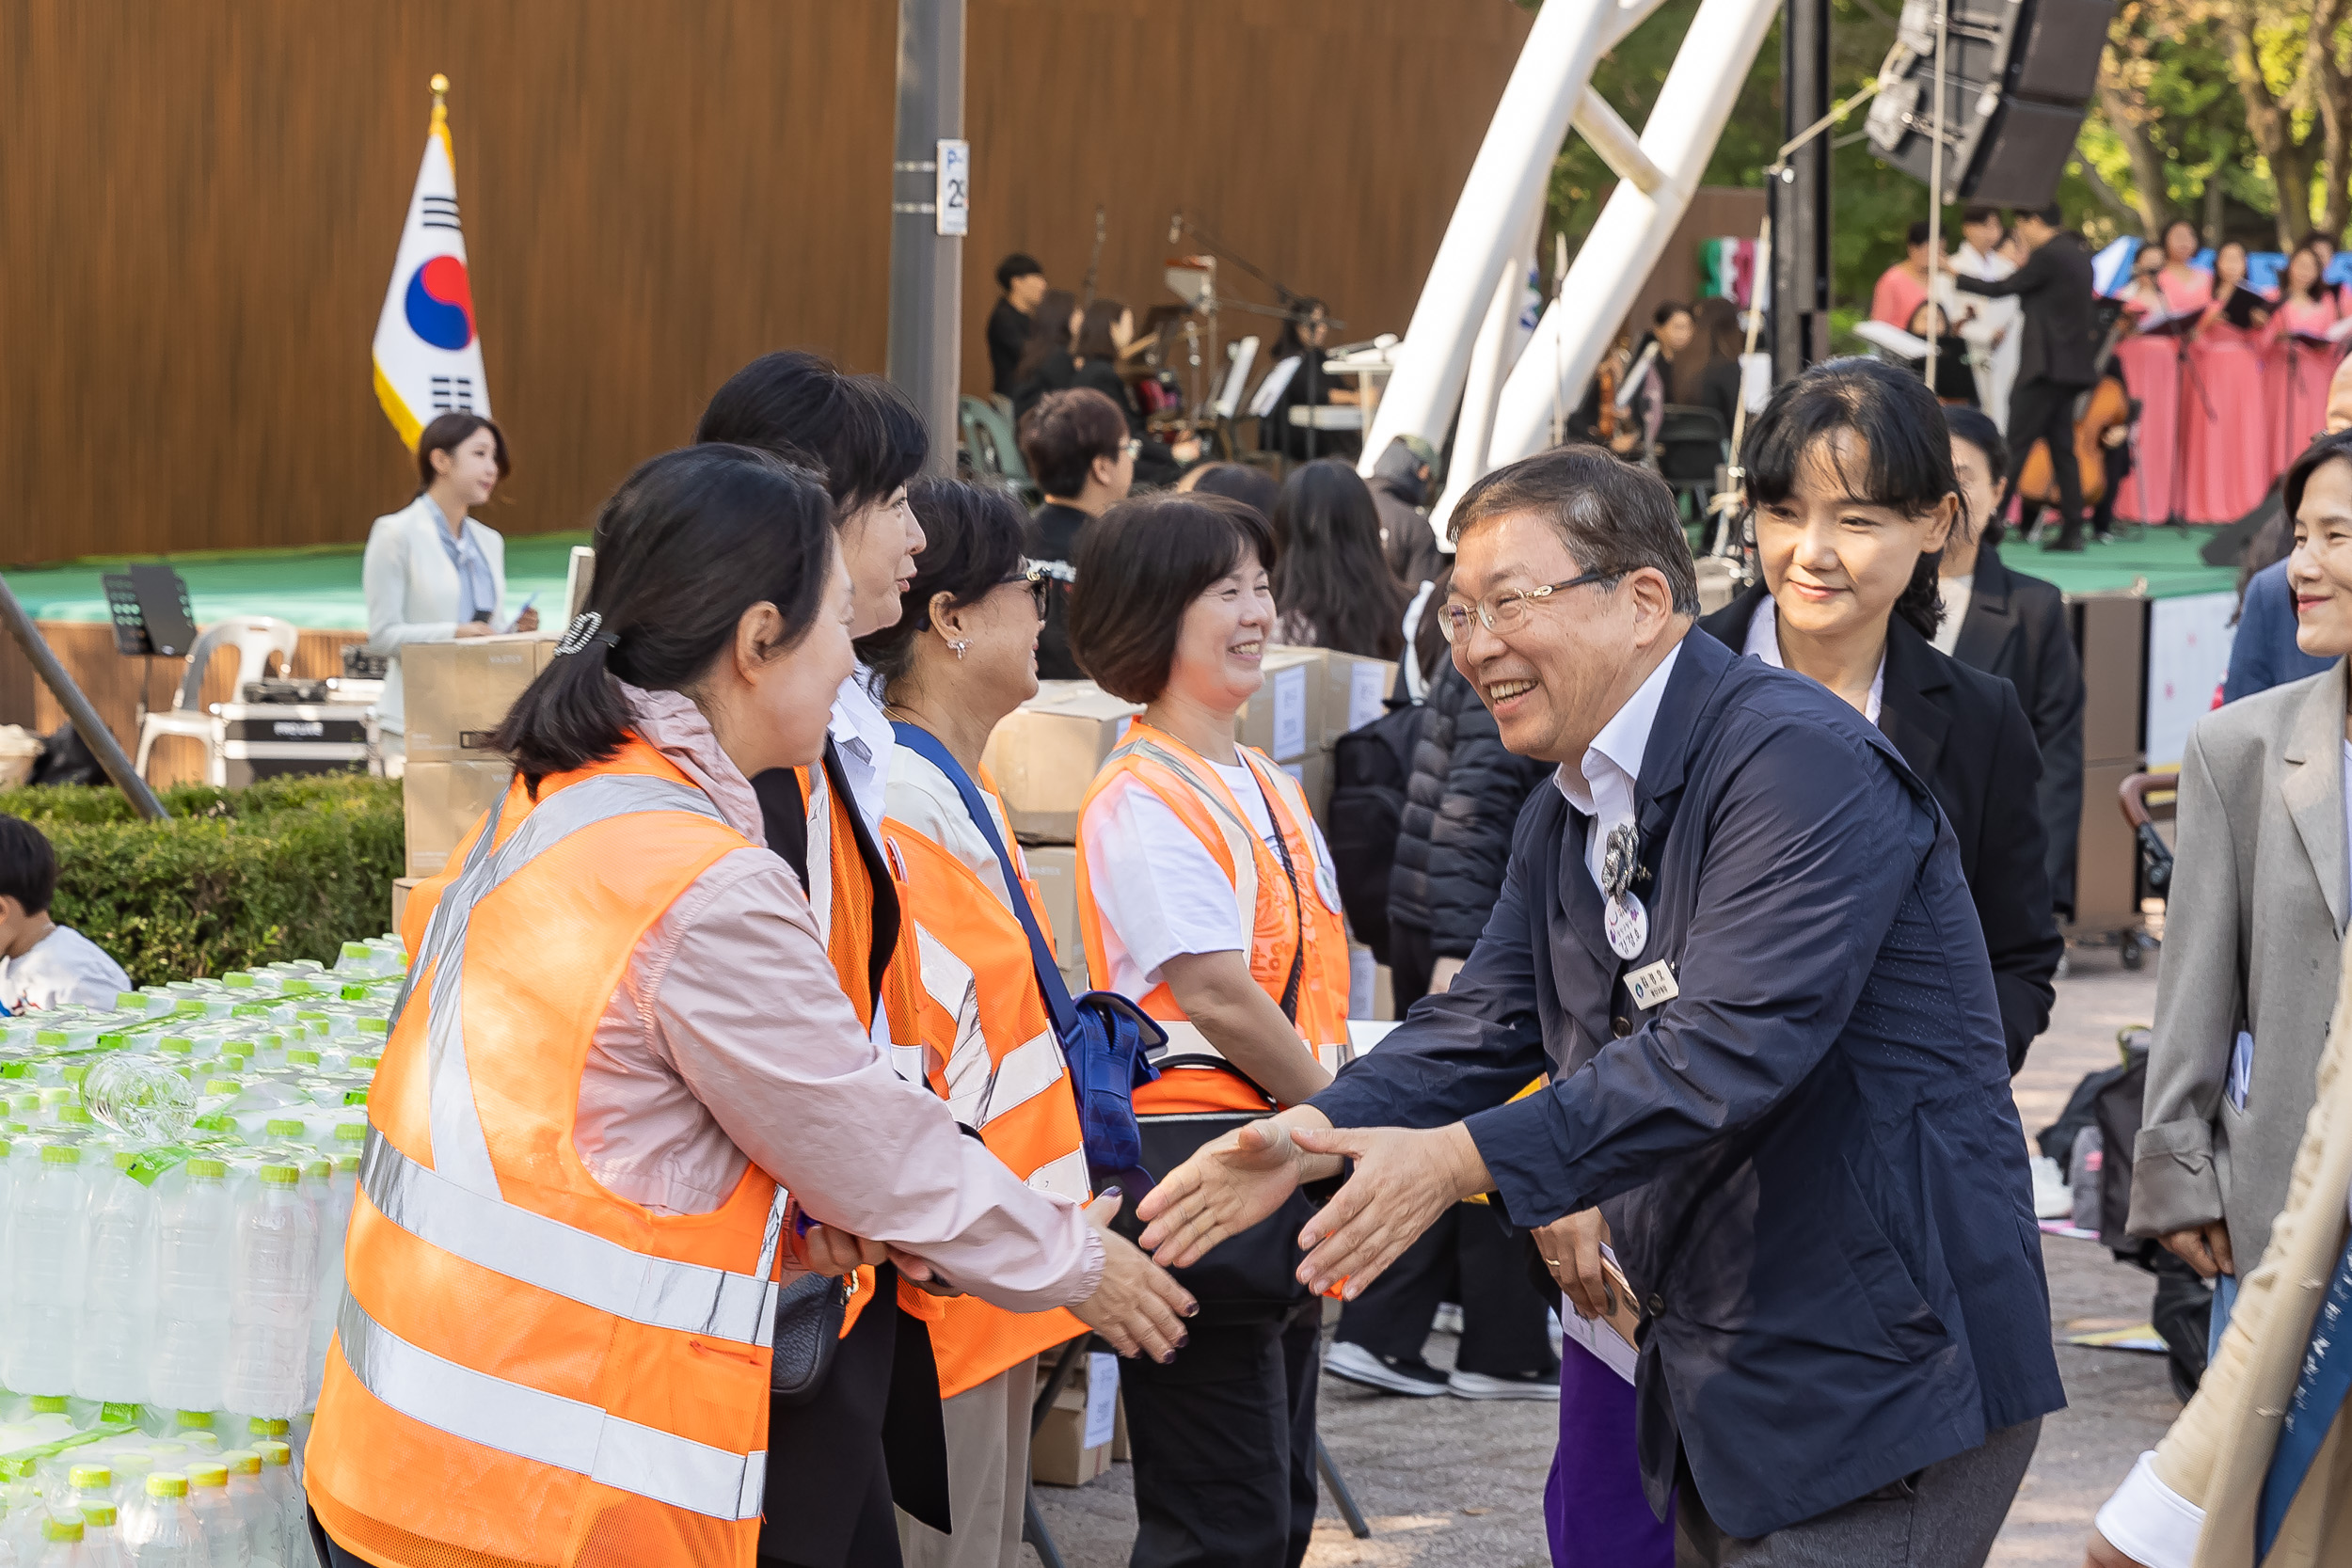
[2183,241,2274,522]
[2266,244,2346,469]
[2113,219,2211,524]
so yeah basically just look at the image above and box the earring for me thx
[949,639,969,660]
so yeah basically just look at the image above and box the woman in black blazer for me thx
[1701,358,2061,1070]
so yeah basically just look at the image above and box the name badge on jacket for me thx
[1627,959,1678,1011]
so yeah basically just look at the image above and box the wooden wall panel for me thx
[0,2,1526,568]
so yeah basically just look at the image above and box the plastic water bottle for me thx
[222,1164,317,1418]
[308,1154,357,1400]
[70,1467,127,1568]
[217,1455,274,1568]
[124,1474,200,1568]
[5,1144,89,1396]
[183,1464,244,1568]
[78,1059,196,1144]
[249,1443,300,1560]
[35,1514,84,1568]
[75,1153,157,1404]
[150,1160,233,1413]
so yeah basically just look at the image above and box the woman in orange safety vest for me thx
[855,477,1095,1568]
[303,446,1194,1568]
[1066,492,1354,1568]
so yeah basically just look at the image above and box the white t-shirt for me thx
[1080,755,1342,1001]
[885,744,1024,909]
[1931,575,1974,657]
[0,925,131,1014]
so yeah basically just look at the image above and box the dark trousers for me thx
[1120,1305,1322,1568]
[2002,378,2088,542]
[1389,922,1436,1012]
[1336,1202,1561,1378]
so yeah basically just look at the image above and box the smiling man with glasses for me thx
[1136,442,2061,1567]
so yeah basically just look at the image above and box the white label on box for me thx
[1272,665,1308,759]
[1085,1353,1120,1449]
[1349,662,1387,730]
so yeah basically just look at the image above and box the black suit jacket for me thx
[1953,230,2097,388]
[987,298,1032,397]
[1700,587,2061,1069]
[1952,546,2086,917]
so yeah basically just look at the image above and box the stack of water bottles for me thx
[0,936,406,1564]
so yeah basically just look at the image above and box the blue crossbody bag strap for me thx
[891,722,1082,1036]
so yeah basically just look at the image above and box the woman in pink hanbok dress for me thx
[2182,241,2274,522]
[2266,244,2346,470]
[2113,219,2212,523]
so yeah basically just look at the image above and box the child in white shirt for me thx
[0,814,130,1013]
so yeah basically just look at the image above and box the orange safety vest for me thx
[1075,723,1352,1117]
[795,762,919,1334]
[879,768,1089,1398]
[311,737,783,1568]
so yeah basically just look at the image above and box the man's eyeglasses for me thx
[1436,570,1616,643]
[1121,438,1143,460]
[999,565,1052,618]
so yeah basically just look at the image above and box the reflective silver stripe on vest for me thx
[360,1129,780,1348]
[337,1293,765,1520]
[400,773,725,1197]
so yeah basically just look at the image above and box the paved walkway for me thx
[1027,949,2176,1566]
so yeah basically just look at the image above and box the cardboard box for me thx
[1020,846,1093,994]
[1232,647,1322,762]
[391,877,422,934]
[1031,1347,1121,1486]
[1278,750,1332,822]
[981,681,1142,844]
[401,635,559,765]
[1316,651,1398,747]
[403,758,516,878]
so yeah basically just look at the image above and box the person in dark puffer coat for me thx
[1325,614,1561,1402]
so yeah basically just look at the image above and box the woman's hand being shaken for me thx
[1070,1191,1200,1362]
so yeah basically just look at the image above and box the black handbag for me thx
[771,1270,851,1404]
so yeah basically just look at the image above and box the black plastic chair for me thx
[1657,404,1729,521]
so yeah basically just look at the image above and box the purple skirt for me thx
[1543,1337,1675,1568]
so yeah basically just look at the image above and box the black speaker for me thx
[1866,0,2117,209]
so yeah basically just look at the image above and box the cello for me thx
[2017,303,2133,507]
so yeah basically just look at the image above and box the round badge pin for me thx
[1605,893,1649,960]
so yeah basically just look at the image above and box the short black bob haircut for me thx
[415,412,511,492]
[1943,404,2010,487]
[995,252,1043,291]
[1070,494,1277,704]
[694,350,927,524]
[857,478,1030,691]
[493,445,837,789]
[0,815,59,916]
[2285,428,2352,520]
[1740,356,1965,641]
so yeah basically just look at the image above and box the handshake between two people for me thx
[785,1190,1201,1363]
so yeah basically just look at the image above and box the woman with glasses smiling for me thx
[1698,357,2061,1073]
[858,478,1104,1568]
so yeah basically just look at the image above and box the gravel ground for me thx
[1026,945,2179,1567]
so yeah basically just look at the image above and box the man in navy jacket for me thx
[1137,446,2063,1561]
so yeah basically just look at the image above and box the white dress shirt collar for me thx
[1741,595,1885,727]
[1552,641,1683,889]
[827,667,894,836]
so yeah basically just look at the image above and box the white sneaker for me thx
[1447,1369,1561,1401]
[2029,1155,2074,1221]
[1325,1340,1450,1397]
[1431,1303,1465,1336]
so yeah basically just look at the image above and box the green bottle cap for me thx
[41,1144,80,1164]
[260,1164,300,1185]
[223,1449,262,1476]
[265,1118,308,1138]
[186,1461,228,1487]
[147,1473,189,1498]
[335,1122,367,1143]
[29,1395,68,1414]
[176,1411,215,1429]
[157,1037,195,1054]
[70,1464,111,1488]
[57,1105,94,1127]
[288,1049,321,1067]
[43,1517,83,1544]
[82,1503,117,1527]
[188,1158,228,1180]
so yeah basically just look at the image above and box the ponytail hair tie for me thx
[554,611,618,657]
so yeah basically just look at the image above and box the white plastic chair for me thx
[134,617,299,784]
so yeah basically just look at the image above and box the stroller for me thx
[2111,770,2177,971]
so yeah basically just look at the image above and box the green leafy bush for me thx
[0,775,402,985]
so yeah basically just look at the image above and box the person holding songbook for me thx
[2267,245,2349,470]
[2185,241,2274,524]
[2113,219,2212,524]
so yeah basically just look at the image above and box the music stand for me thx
[102,564,198,730]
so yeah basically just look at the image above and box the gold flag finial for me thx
[430,73,450,126]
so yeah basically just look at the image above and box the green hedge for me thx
[0,774,403,986]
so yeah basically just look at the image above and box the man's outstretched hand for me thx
[1136,1113,1330,1267]
[1289,1123,1491,1298]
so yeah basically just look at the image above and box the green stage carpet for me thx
[0,532,593,630]
[0,522,2241,630]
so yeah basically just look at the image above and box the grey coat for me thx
[2129,659,2350,1272]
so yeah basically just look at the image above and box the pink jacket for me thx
[561,683,1103,1314]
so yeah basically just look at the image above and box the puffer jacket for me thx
[1385,657,1549,956]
